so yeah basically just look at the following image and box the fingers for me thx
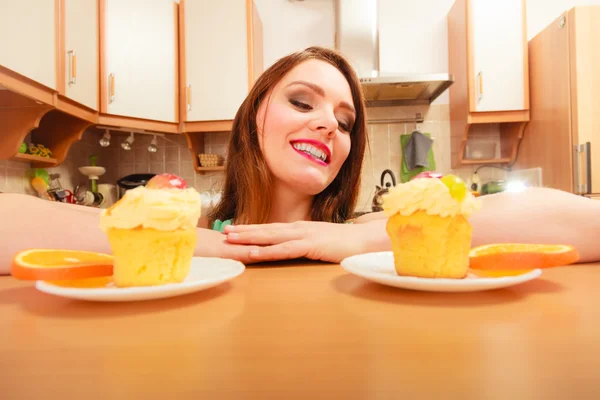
[246,240,310,262]
[218,241,309,264]
[223,221,304,234]
[225,228,301,245]
[213,241,264,265]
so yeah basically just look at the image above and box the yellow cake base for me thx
[106,228,197,287]
[386,211,472,279]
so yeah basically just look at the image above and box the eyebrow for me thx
[286,80,356,114]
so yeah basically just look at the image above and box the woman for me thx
[1,47,599,274]
[207,46,367,227]
[204,46,600,264]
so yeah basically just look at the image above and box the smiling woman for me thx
[209,47,367,227]
[2,47,600,275]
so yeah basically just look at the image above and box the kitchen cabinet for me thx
[0,0,57,90]
[180,0,263,125]
[62,0,98,111]
[471,0,527,112]
[0,0,94,168]
[179,0,263,174]
[448,0,529,167]
[517,6,600,196]
[101,0,178,123]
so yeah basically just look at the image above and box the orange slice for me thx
[469,243,579,270]
[469,269,534,277]
[11,249,114,281]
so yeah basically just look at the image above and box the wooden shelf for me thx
[183,130,229,175]
[184,120,233,133]
[451,121,527,168]
[195,166,225,173]
[460,158,511,165]
[11,153,58,167]
[0,91,92,167]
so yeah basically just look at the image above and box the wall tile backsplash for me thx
[50,129,229,195]
[0,159,36,195]
[2,104,507,214]
[356,104,507,212]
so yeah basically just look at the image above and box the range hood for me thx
[334,0,453,106]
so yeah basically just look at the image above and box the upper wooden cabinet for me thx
[0,0,57,90]
[470,0,527,113]
[448,0,529,167]
[100,0,178,123]
[180,0,263,124]
[449,0,529,118]
[62,0,99,111]
[517,6,600,196]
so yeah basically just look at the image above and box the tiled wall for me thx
[2,104,510,212]
[48,129,228,195]
[356,104,507,212]
[0,159,35,195]
[0,129,228,197]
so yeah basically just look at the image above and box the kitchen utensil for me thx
[73,183,103,207]
[78,156,106,207]
[481,180,506,195]
[97,184,118,208]
[372,169,396,212]
[31,177,53,201]
[49,189,75,204]
[116,173,156,199]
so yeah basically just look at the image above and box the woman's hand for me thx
[223,220,390,264]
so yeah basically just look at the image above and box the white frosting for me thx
[382,178,481,218]
[100,186,202,232]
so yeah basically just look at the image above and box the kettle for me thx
[372,169,397,212]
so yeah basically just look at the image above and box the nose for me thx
[308,108,338,138]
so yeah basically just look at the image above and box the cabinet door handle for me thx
[186,84,192,111]
[574,142,592,194]
[68,50,76,84]
[574,144,581,193]
[109,73,115,103]
[586,142,592,194]
[477,71,483,103]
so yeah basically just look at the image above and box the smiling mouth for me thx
[290,141,330,165]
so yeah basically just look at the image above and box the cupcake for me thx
[382,172,481,279]
[99,174,202,287]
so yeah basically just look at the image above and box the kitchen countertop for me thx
[0,260,599,398]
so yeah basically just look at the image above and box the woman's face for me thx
[256,59,356,195]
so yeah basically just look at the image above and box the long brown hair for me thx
[210,46,367,225]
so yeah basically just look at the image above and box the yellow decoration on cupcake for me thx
[382,173,481,279]
[99,174,201,287]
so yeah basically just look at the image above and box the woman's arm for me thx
[356,188,600,262]
[225,187,600,263]
[470,188,600,262]
[0,194,110,275]
[353,211,386,223]
[0,194,256,275]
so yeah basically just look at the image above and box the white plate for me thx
[340,252,542,292]
[35,257,245,302]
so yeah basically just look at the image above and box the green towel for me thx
[400,133,436,183]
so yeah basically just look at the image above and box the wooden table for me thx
[1,261,599,399]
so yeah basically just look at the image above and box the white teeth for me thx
[292,143,327,162]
